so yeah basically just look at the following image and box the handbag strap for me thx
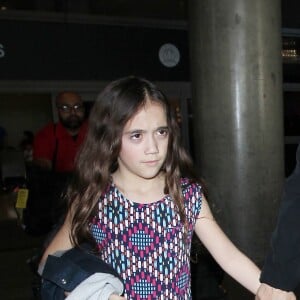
[52,124,58,171]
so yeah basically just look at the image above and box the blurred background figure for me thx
[33,91,88,172]
[20,130,34,166]
[24,91,88,236]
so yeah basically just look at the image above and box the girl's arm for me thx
[39,212,73,265]
[39,214,127,300]
[194,196,261,295]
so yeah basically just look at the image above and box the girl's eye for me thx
[130,132,142,140]
[157,128,168,136]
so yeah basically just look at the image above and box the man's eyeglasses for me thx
[57,104,84,113]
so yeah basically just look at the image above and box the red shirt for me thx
[33,121,88,172]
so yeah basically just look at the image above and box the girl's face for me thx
[118,100,169,180]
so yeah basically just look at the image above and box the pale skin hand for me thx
[255,283,296,300]
[194,196,261,295]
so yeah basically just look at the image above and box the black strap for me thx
[52,124,58,171]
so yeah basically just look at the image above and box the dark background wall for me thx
[0,20,189,81]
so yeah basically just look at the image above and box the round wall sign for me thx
[158,43,180,67]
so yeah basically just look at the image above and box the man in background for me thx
[33,91,88,172]
[25,92,89,294]
[25,91,88,236]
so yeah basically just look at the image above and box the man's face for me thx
[56,92,85,130]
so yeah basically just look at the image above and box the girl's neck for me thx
[112,171,166,204]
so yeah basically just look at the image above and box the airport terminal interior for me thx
[0,0,300,299]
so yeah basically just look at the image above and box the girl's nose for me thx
[144,135,159,154]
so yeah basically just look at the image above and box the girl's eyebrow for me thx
[123,129,144,134]
[123,126,168,135]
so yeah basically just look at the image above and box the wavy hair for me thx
[67,76,196,246]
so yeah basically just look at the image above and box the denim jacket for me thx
[41,243,124,300]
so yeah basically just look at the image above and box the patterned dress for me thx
[90,179,202,299]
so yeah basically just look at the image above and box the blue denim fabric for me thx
[41,243,121,300]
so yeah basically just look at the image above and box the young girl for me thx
[41,76,260,299]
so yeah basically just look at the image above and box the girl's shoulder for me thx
[180,177,202,193]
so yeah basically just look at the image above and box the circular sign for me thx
[158,43,180,68]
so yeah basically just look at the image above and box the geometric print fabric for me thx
[90,179,202,299]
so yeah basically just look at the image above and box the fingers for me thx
[256,283,296,300]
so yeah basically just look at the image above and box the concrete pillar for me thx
[188,0,284,265]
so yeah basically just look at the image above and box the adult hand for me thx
[255,283,296,300]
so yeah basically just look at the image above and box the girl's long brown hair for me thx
[67,76,197,247]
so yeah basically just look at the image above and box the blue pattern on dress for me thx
[90,178,202,299]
